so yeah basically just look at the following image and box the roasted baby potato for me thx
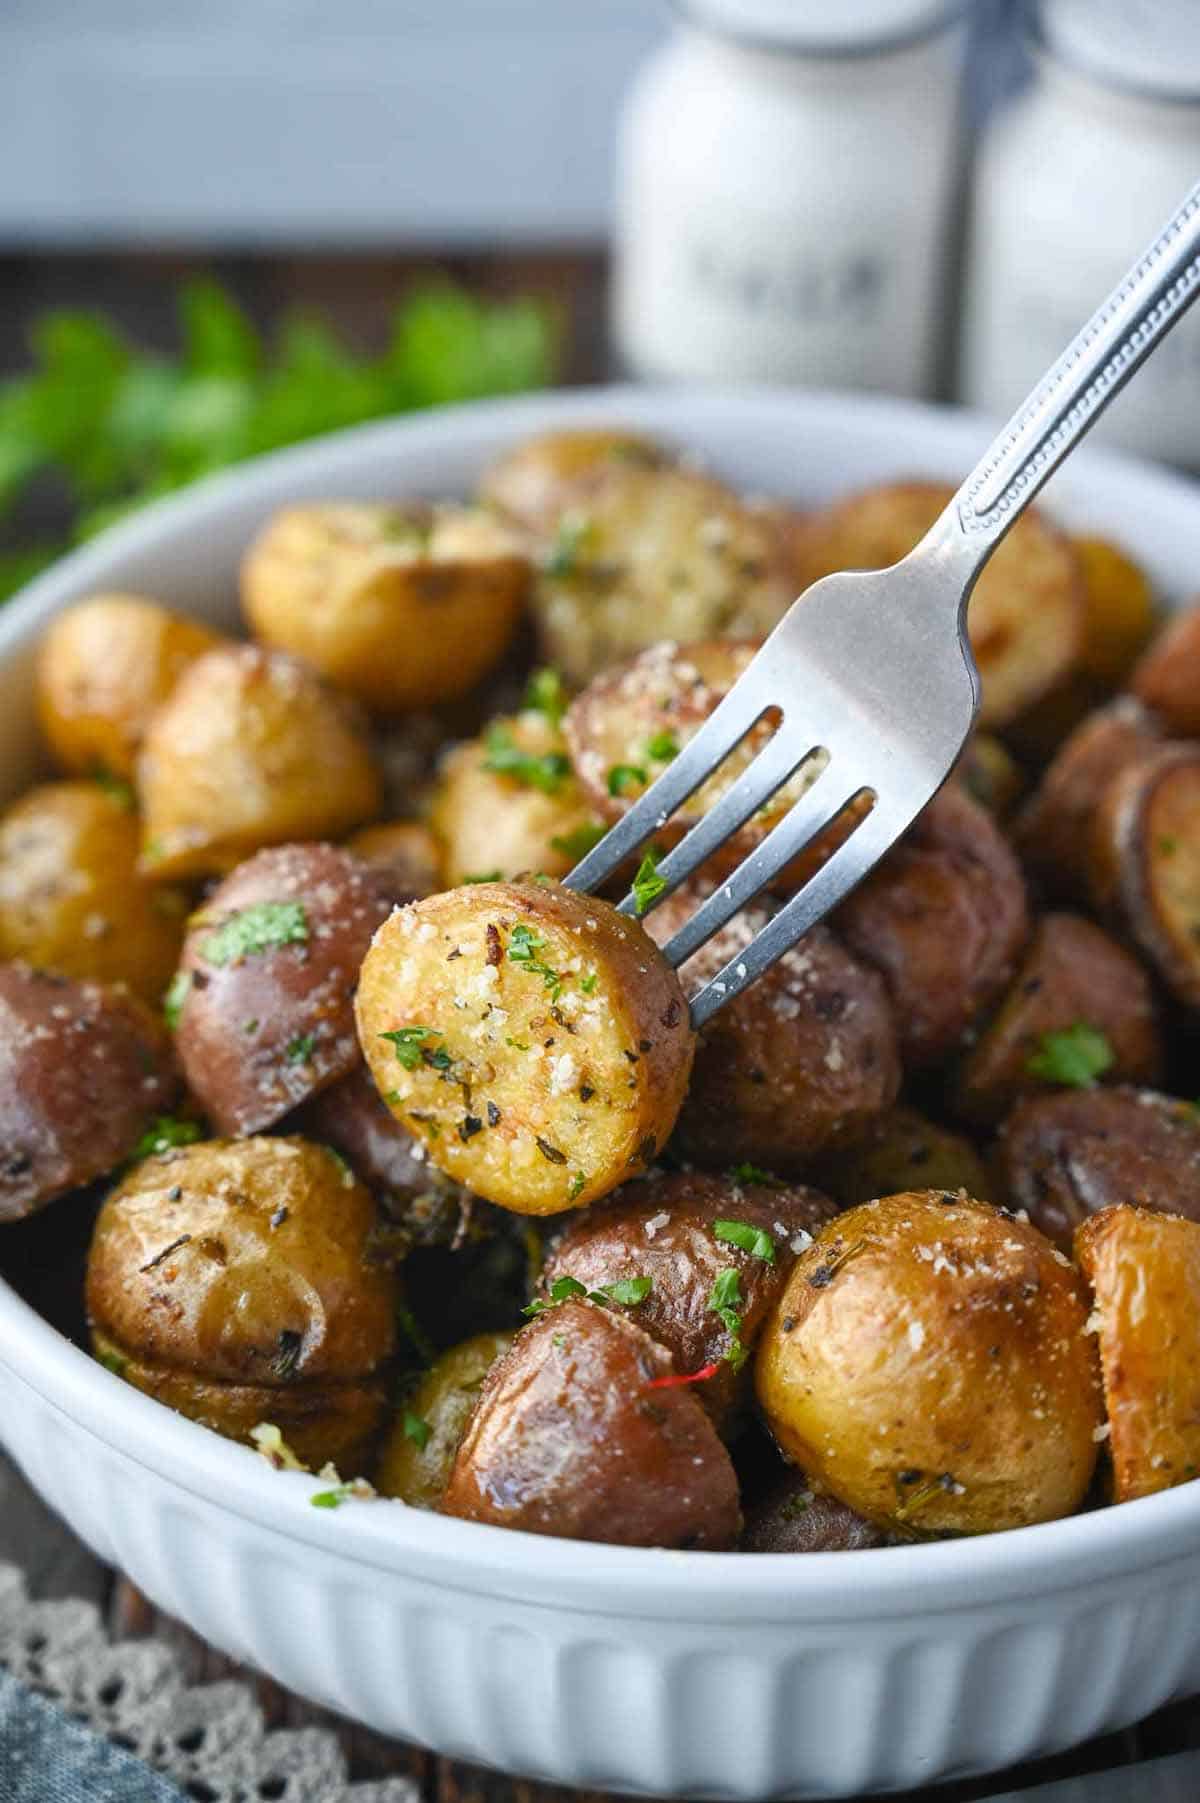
[954,912,1162,1126]
[812,1105,990,1209]
[137,645,381,880]
[1131,602,1200,737]
[375,1330,514,1507]
[1087,743,1200,1009]
[789,481,1084,727]
[356,879,695,1214]
[756,1193,1102,1536]
[996,1087,1200,1252]
[37,593,224,780]
[441,1299,740,1547]
[540,1169,837,1434]
[836,784,1029,1068]
[1076,1206,1200,1502]
[646,894,900,1171]
[1074,536,1157,687]
[741,1469,890,1552]
[172,843,403,1135]
[429,710,600,886]
[1015,698,1163,903]
[0,780,189,1005]
[86,1135,398,1469]
[0,962,179,1223]
[241,502,530,714]
[345,820,441,897]
[479,427,669,536]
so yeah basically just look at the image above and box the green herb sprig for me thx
[1026,1022,1115,1088]
[483,724,570,795]
[199,901,308,967]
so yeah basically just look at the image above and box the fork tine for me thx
[562,681,773,896]
[661,777,872,970]
[615,726,821,920]
[687,800,905,1028]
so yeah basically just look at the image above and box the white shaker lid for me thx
[676,0,969,56]
[1036,0,1200,103]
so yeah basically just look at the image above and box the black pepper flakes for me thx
[459,1114,483,1142]
[485,923,502,967]
[579,1084,595,1102]
[167,1185,183,1203]
[536,1136,567,1165]
[486,1100,501,1127]
[139,1234,191,1274]
[270,1205,289,1229]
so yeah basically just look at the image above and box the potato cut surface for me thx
[356,880,694,1214]
[1089,743,1200,1008]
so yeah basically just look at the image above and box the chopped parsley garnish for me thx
[549,820,607,860]
[462,870,502,883]
[607,762,646,797]
[381,1025,444,1070]
[199,900,309,967]
[569,1171,587,1201]
[285,1033,315,1065]
[402,1411,432,1450]
[94,769,136,810]
[524,666,568,727]
[132,1115,203,1161]
[601,1275,653,1307]
[579,971,598,995]
[708,1268,748,1370]
[645,730,679,762]
[483,724,570,794]
[543,510,593,578]
[507,922,564,999]
[730,1162,778,1187]
[631,846,667,915]
[310,1486,352,1510]
[1026,1022,1115,1088]
[523,1275,587,1316]
[163,969,192,1030]
[714,1218,776,1264]
[523,1272,653,1317]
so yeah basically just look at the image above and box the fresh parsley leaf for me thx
[645,730,679,762]
[632,847,667,915]
[132,1115,203,1161]
[596,1275,653,1307]
[579,971,599,995]
[569,1171,587,1201]
[162,969,192,1030]
[1026,1022,1115,1088]
[714,1218,776,1263]
[524,667,568,727]
[708,1268,748,1371]
[483,724,570,795]
[507,922,563,999]
[199,901,308,967]
[607,762,646,797]
[310,1486,352,1510]
[285,1033,316,1065]
[729,1162,778,1187]
[543,510,593,578]
[549,820,607,860]
[402,1411,432,1450]
[523,1275,588,1318]
[380,1025,444,1071]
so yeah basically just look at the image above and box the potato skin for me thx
[479,428,669,537]
[812,1106,990,1210]
[1131,603,1200,737]
[345,821,441,897]
[741,1470,889,1553]
[429,711,600,886]
[954,913,1163,1126]
[1073,536,1157,687]
[241,502,530,713]
[1076,1206,1200,1502]
[37,593,224,779]
[646,893,900,1172]
[540,1169,837,1434]
[836,784,1029,1068]
[756,1192,1102,1536]
[137,645,381,879]
[0,781,189,1005]
[87,1136,397,1392]
[357,880,694,1215]
[0,962,179,1223]
[172,843,404,1135]
[996,1087,1200,1252]
[376,1330,514,1507]
[441,1299,740,1547]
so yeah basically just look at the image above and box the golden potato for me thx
[0,781,189,1004]
[355,879,695,1215]
[430,710,601,886]
[241,501,530,713]
[37,593,224,779]
[86,1136,398,1468]
[789,482,1085,728]
[479,427,668,537]
[756,1193,1102,1536]
[137,645,381,879]
[1076,1206,1200,1502]
[1074,536,1157,687]
[812,1106,990,1210]
[376,1330,514,1507]
[1131,602,1200,737]
[345,820,441,896]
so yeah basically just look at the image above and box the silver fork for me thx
[564,181,1200,1026]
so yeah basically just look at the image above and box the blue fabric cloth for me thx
[0,1669,183,1803]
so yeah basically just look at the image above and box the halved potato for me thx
[355,879,694,1214]
[1088,743,1200,1008]
[376,1330,515,1507]
[788,481,1084,727]
[1131,602,1200,737]
[1076,1206,1200,1502]
[241,501,530,713]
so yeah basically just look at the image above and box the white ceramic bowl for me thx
[2,387,1200,1801]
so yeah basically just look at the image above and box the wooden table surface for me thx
[0,246,1197,1802]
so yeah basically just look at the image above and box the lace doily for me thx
[0,1561,420,1803]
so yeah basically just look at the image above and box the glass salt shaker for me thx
[961,0,1200,468]
[612,0,969,396]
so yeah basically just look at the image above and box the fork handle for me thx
[927,179,1200,578]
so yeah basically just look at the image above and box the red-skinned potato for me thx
[741,1469,890,1552]
[0,962,179,1223]
[540,1169,837,1434]
[836,784,1029,1068]
[356,880,694,1215]
[1130,602,1200,737]
[756,1193,1103,1536]
[954,912,1162,1127]
[996,1087,1200,1252]
[172,843,406,1135]
[441,1299,740,1547]
[645,891,900,1172]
